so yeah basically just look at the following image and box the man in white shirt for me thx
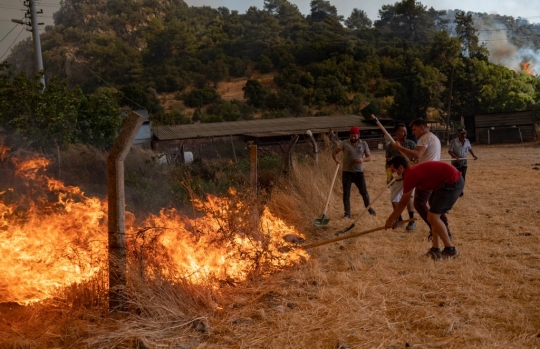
[448,128,478,196]
[391,119,451,239]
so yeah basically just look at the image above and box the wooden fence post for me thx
[281,134,299,174]
[249,143,258,196]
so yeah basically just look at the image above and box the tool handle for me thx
[371,114,411,160]
[303,218,416,249]
[350,177,395,225]
[322,163,340,215]
[371,115,395,144]
[440,157,469,161]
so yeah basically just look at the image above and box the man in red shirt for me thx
[384,155,464,259]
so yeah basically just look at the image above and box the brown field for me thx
[1,142,540,348]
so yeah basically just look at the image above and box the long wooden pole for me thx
[303,219,416,249]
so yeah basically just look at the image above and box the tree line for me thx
[2,0,540,150]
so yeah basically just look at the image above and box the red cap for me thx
[350,126,360,135]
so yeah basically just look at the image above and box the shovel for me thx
[313,162,340,227]
[335,177,396,235]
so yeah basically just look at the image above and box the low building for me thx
[462,110,537,144]
[151,115,394,162]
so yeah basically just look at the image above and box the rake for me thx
[313,162,340,227]
[335,177,396,235]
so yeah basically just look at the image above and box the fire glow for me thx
[520,62,534,75]
[0,154,308,305]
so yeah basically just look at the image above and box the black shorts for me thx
[429,177,464,214]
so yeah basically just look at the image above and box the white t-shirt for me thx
[417,132,441,163]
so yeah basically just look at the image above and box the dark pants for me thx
[342,171,370,216]
[414,188,449,230]
[456,166,468,182]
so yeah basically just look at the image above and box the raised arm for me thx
[393,142,425,160]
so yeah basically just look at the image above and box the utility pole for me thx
[11,0,46,89]
[445,66,455,145]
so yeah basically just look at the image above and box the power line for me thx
[0,22,19,42]
[0,26,25,60]
[78,60,148,111]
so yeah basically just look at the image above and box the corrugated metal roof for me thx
[153,115,380,141]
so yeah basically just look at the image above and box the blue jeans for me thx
[342,171,370,216]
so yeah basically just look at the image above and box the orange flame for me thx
[0,154,308,304]
[520,62,534,75]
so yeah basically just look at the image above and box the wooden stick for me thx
[369,114,411,160]
[302,219,416,249]
[439,158,468,161]
[335,177,396,235]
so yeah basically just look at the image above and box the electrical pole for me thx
[445,66,455,145]
[11,0,46,89]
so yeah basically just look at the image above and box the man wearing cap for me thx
[448,128,478,196]
[332,126,376,219]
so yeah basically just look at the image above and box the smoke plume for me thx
[475,18,539,76]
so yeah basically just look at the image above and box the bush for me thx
[182,87,221,108]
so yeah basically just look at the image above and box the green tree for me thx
[243,80,270,108]
[389,58,446,121]
[182,88,221,108]
[375,0,437,43]
[309,0,343,22]
[454,11,488,59]
[0,62,123,150]
[345,9,372,29]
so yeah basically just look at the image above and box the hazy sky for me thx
[1,0,539,63]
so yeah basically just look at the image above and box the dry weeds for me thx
[1,142,539,349]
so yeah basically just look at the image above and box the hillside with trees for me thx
[2,0,540,147]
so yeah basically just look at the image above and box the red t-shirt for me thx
[403,161,462,193]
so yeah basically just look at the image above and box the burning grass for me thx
[1,142,540,348]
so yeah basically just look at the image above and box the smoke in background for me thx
[475,18,539,76]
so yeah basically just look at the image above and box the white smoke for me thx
[475,18,540,76]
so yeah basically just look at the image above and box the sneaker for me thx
[425,247,441,260]
[342,213,351,219]
[406,222,417,231]
[368,207,376,216]
[441,247,459,259]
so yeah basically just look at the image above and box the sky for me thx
[1,0,539,66]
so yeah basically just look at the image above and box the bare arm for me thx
[361,150,371,163]
[385,190,413,229]
[393,142,426,160]
[469,149,478,160]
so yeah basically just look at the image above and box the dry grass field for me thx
[206,142,540,349]
[1,142,539,349]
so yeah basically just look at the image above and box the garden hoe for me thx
[314,162,340,227]
[335,177,396,235]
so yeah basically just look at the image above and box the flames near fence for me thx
[0,154,308,306]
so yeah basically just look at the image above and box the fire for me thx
[0,153,308,305]
[520,62,534,75]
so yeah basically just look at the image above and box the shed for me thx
[152,115,394,161]
[463,110,536,144]
[132,110,152,148]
